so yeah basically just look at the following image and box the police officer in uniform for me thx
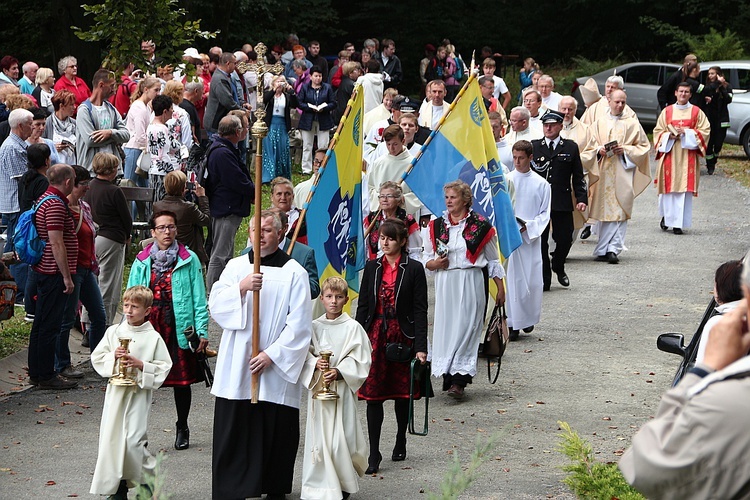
[531,110,587,290]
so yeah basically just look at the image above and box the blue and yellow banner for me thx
[404,78,522,258]
[304,85,366,306]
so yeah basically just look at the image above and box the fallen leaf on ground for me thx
[45,480,56,486]
[536,401,545,404]
[602,417,611,421]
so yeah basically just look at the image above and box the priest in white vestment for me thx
[210,210,313,499]
[498,106,543,169]
[653,82,710,234]
[588,90,651,262]
[506,140,551,339]
[580,75,636,125]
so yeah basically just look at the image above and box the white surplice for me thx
[506,169,551,330]
[90,321,172,495]
[300,313,372,500]
[209,253,312,406]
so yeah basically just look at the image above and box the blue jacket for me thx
[205,137,254,218]
[127,242,208,350]
[297,82,337,131]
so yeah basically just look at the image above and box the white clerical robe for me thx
[367,147,421,216]
[506,170,551,330]
[580,96,636,126]
[363,104,391,142]
[209,253,312,406]
[300,313,372,500]
[90,321,172,495]
[497,126,544,168]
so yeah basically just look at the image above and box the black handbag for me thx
[408,359,432,436]
[385,342,414,363]
[478,303,509,384]
[184,326,214,387]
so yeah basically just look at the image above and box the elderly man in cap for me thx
[531,110,587,289]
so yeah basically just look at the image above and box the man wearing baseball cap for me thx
[530,110,587,290]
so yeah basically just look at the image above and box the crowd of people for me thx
[0,37,731,499]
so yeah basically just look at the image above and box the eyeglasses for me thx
[67,65,78,68]
[154,225,177,233]
[523,99,538,104]
[313,159,323,165]
[378,194,398,200]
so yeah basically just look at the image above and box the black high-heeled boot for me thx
[392,436,406,461]
[365,451,382,474]
[174,422,190,450]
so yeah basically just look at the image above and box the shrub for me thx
[557,421,644,500]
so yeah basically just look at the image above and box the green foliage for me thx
[569,55,626,79]
[641,17,746,61]
[135,452,170,499]
[690,28,746,61]
[557,421,644,500]
[427,434,500,500]
[72,0,218,70]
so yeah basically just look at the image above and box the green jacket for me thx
[128,242,208,350]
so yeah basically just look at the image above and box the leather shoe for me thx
[660,217,668,231]
[447,384,464,399]
[556,272,570,287]
[580,226,591,240]
[543,283,550,291]
[673,228,683,235]
[523,325,535,333]
[595,254,608,262]
[60,365,84,379]
[509,328,519,341]
[606,252,619,264]
[80,334,90,348]
[175,422,190,450]
[365,452,382,474]
[39,374,78,390]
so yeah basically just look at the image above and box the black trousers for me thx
[541,210,574,287]
[212,398,300,499]
[706,123,728,166]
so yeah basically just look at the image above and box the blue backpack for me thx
[13,194,61,265]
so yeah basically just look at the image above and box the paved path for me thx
[1,164,749,499]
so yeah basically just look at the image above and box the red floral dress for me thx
[150,269,202,386]
[358,256,421,400]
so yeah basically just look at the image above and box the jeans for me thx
[206,214,242,293]
[123,147,148,187]
[2,212,24,301]
[56,266,107,372]
[24,267,38,315]
[28,271,67,381]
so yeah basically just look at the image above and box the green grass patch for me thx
[0,313,31,359]
[714,144,750,188]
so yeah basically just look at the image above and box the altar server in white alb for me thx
[300,277,372,500]
[653,81,710,235]
[209,210,312,500]
[90,286,172,499]
[506,141,551,341]
[588,89,651,263]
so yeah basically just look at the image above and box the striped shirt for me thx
[0,133,29,213]
[32,187,78,276]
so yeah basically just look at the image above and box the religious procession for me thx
[2,20,745,500]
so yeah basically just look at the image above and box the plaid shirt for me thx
[0,133,28,213]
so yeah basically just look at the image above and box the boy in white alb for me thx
[90,286,172,499]
[300,277,372,500]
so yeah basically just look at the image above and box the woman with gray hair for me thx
[291,59,311,94]
[423,180,505,400]
[53,56,90,108]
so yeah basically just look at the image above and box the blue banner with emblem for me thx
[304,86,366,305]
[403,79,522,258]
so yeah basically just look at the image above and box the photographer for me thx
[619,259,750,499]
[153,170,210,268]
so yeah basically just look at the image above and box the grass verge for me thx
[0,313,31,359]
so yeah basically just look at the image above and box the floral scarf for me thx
[149,240,179,275]
[431,210,495,264]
